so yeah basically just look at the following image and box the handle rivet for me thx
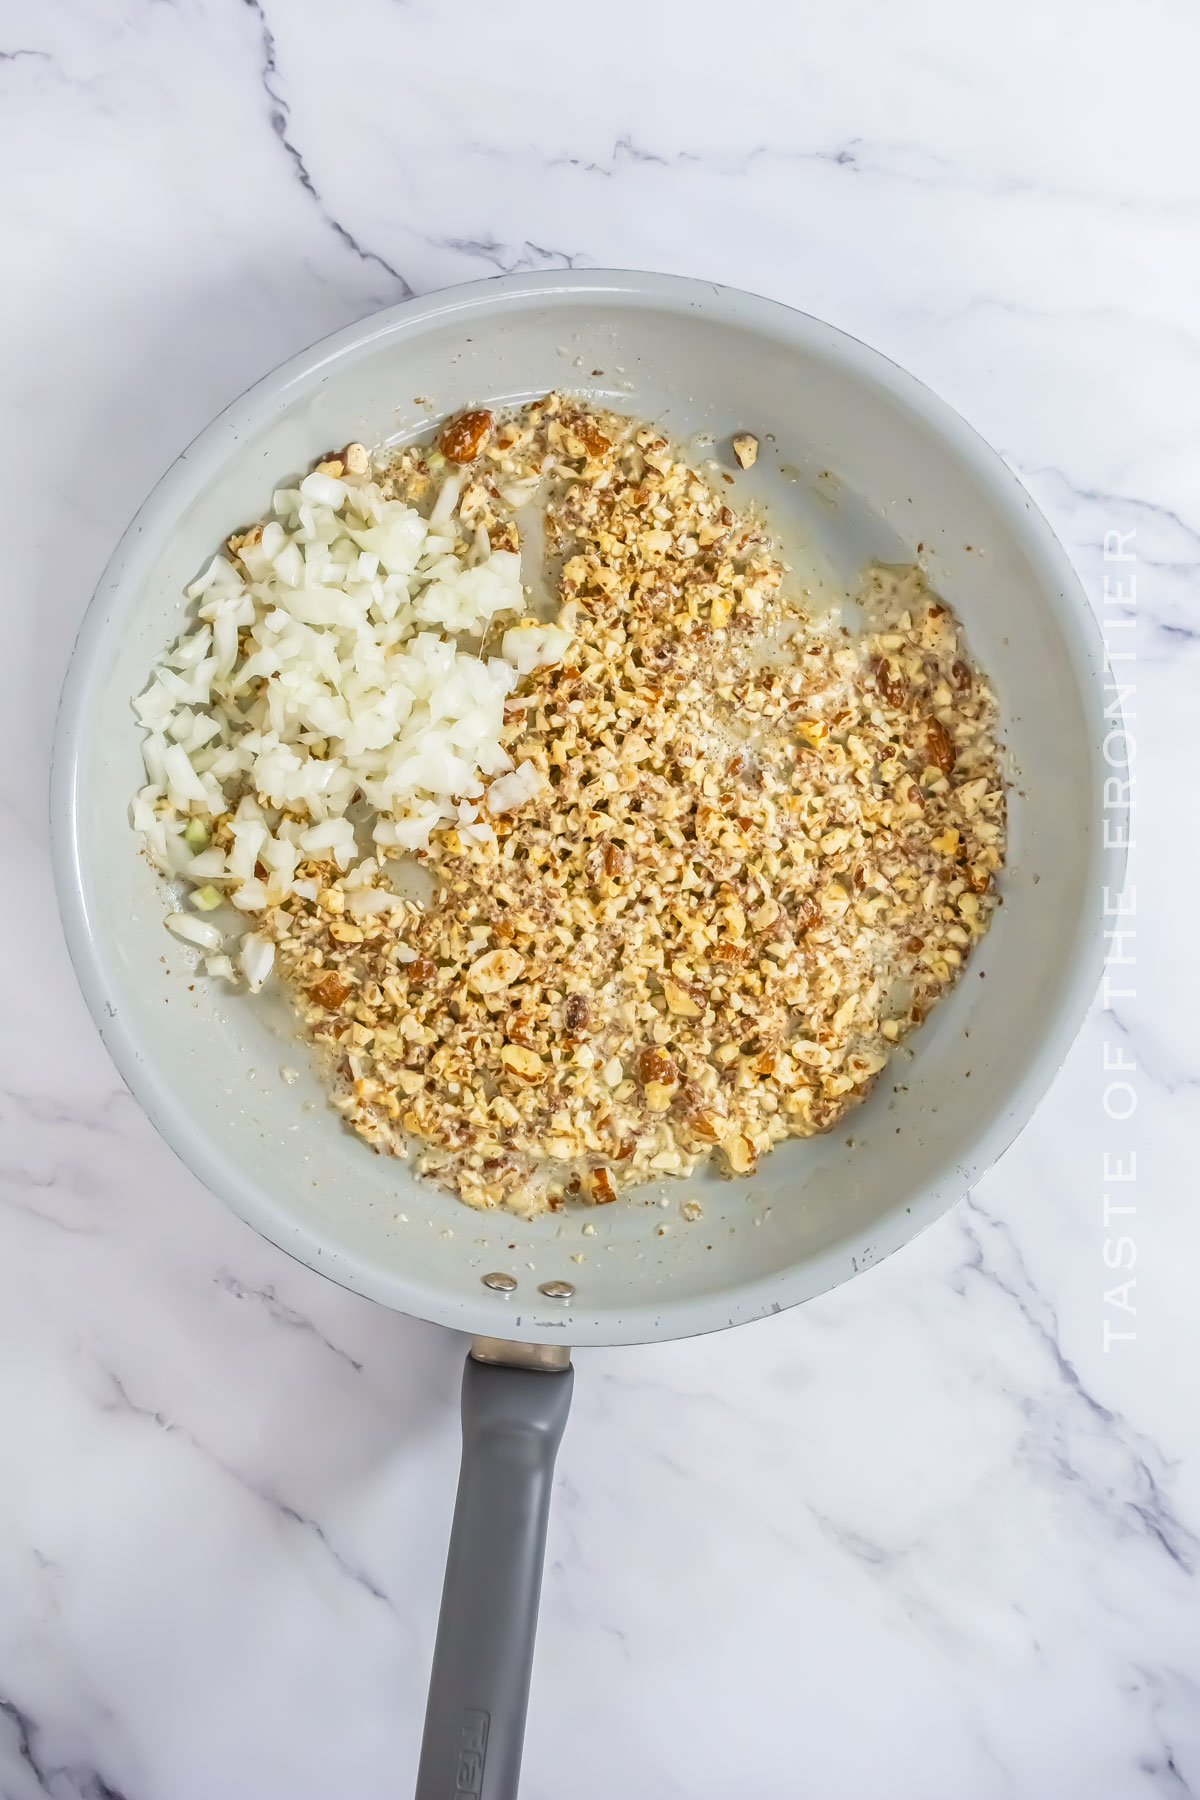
[482,1271,518,1292]
[538,1280,575,1300]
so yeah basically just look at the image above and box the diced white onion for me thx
[186,848,227,879]
[232,879,269,912]
[428,472,464,532]
[132,438,558,991]
[345,886,404,917]
[165,912,223,950]
[501,622,572,676]
[299,470,349,510]
[486,761,545,814]
[239,934,275,993]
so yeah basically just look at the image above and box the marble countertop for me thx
[4,1,1198,1795]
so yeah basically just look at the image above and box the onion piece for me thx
[165,912,223,950]
[486,761,545,814]
[239,934,275,993]
[428,471,464,532]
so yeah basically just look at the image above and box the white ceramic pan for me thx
[51,272,1107,1798]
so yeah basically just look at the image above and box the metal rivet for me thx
[538,1280,575,1300]
[482,1272,517,1293]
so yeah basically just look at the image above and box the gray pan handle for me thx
[416,1344,574,1800]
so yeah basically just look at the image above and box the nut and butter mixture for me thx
[261,396,1006,1216]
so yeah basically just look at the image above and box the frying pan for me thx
[50,272,1108,1797]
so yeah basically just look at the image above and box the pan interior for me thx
[55,277,1102,1344]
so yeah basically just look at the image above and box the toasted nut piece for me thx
[310,973,352,1009]
[565,993,591,1033]
[662,977,702,1018]
[795,719,828,747]
[686,1107,727,1143]
[505,1012,537,1047]
[468,947,524,991]
[925,718,957,775]
[315,458,345,478]
[681,1199,703,1222]
[732,434,759,469]
[228,524,263,556]
[793,897,822,934]
[722,1134,758,1175]
[568,415,612,459]
[873,656,907,707]
[636,1046,678,1085]
[439,409,493,463]
[342,442,370,476]
[710,592,733,629]
[500,1044,546,1083]
[644,1080,674,1112]
[713,942,750,965]
[588,1166,617,1203]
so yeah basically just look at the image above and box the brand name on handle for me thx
[453,1709,489,1797]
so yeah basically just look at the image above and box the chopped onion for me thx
[486,760,545,814]
[231,879,269,912]
[501,622,572,676]
[186,848,227,879]
[135,438,557,986]
[165,912,223,950]
[428,471,464,532]
[239,934,275,993]
[345,886,403,917]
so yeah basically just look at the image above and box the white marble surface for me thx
[3,0,1198,1794]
